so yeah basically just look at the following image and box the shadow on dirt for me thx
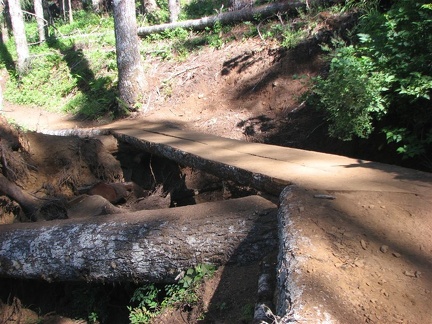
[222,51,264,76]
[237,114,276,136]
[201,207,279,323]
[234,40,325,98]
[277,187,432,323]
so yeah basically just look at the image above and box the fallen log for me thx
[137,1,304,37]
[0,195,277,283]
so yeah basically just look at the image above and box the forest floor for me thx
[1,23,431,323]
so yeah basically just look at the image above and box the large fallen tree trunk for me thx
[0,195,277,283]
[137,1,304,37]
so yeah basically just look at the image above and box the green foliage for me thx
[128,264,216,323]
[313,45,389,140]
[312,0,432,161]
[180,263,216,288]
[56,11,114,34]
[143,27,193,60]
[262,6,316,48]
[3,11,117,117]
[138,8,170,26]
[240,303,255,321]
[183,0,229,19]
[88,312,99,323]
[242,21,259,38]
[341,0,381,13]
[63,77,117,119]
[141,20,231,59]
[384,127,432,159]
[5,49,77,109]
[204,21,225,49]
[69,284,110,323]
[280,25,307,49]
[252,10,314,49]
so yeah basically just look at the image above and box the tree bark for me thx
[67,0,73,23]
[0,195,277,283]
[113,0,147,112]
[0,77,3,111]
[168,0,180,23]
[34,0,46,43]
[7,0,30,74]
[137,1,303,37]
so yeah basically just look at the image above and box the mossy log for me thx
[0,195,277,283]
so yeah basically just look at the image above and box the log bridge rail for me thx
[2,120,432,322]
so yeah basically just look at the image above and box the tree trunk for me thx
[34,0,45,43]
[168,0,180,23]
[113,0,147,112]
[67,0,73,23]
[60,0,66,21]
[0,77,3,111]
[137,1,304,36]
[7,0,30,74]
[0,196,277,283]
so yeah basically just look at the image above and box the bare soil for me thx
[1,23,431,323]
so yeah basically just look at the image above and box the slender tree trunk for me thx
[7,0,30,74]
[113,0,147,112]
[168,0,180,23]
[0,79,3,112]
[67,0,73,23]
[34,0,45,43]
[60,0,66,21]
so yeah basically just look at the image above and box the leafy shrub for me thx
[128,264,216,323]
[182,0,229,19]
[312,0,432,161]
[313,45,389,140]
